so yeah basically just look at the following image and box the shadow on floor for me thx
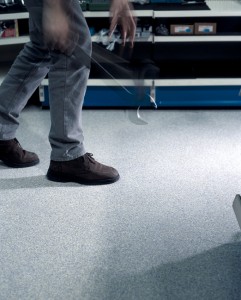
[89,242,241,300]
[0,173,84,189]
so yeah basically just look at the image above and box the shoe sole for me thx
[1,158,40,168]
[46,170,120,185]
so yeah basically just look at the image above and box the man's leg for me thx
[46,0,119,184]
[0,32,50,139]
[47,0,92,161]
[0,1,51,167]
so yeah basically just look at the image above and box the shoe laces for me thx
[86,153,96,164]
[14,139,22,149]
[13,139,25,153]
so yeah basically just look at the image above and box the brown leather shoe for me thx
[0,138,39,168]
[47,153,120,185]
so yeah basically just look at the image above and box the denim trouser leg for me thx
[48,0,92,161]
[0,43,50,140]
[0,0,92,161]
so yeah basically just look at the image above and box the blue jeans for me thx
[0,0,92,161]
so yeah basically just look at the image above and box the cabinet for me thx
[151,0,241,107]
[0,11,29,83]
[0,1,241,107]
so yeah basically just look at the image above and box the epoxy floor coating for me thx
[0,106,241,300]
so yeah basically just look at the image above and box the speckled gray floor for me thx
[1,105,241,300]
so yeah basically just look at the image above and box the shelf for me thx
[0,12,29,20]
[154,35,241,42]
[39,78,241,108]
[83,10,153,18]
[83,11,109,18]
[41,78,153,87]
[1,1,240,20]
[88,79,153,86]
[40,78,241,87]
[0,35,152,46]
[0,36,30,45]
[0,9,153,19]
[135,35,153,42]
[92,34,153,43]
[207,0,241,16]
[0,2,240,109]
[154,0,241,18]
[155,78,241,87]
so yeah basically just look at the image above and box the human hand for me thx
[109,0,136,47]
[42,1,78,55]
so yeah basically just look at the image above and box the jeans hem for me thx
[50,149,86,162]
[0,134,16,141]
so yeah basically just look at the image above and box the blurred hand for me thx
[109,0,136,47]
[42,1,78,55]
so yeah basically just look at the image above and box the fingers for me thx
[109,0,136,48]
[122,16,136,47]
[109,15,136,47]
[109,13,118,39]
